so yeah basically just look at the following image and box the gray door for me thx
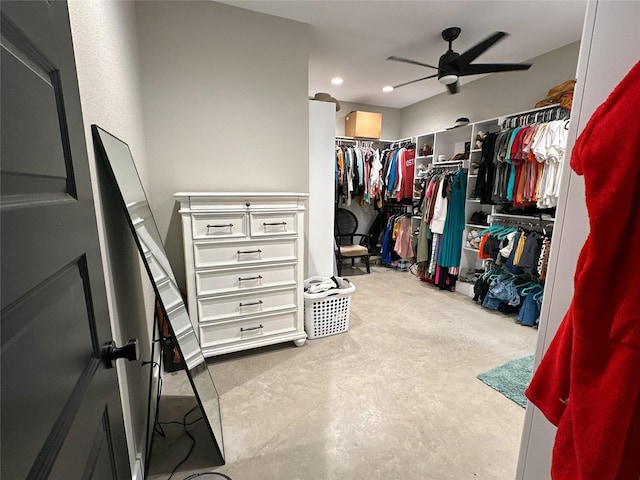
[1,1,131,478]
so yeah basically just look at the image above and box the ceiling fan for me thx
[387,27,532,94]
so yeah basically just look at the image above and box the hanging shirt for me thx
[397,148,416,201]
[369,148,383,200]
[430,177,448,234]
[394,216,414,259]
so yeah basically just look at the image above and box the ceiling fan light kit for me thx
[438,74,458,85]
[387,27,532,94]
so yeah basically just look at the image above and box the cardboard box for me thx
[344,111,382,138]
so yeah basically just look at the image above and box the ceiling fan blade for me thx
[392,73,439,89]
[458,63,532,76]
[446,81,458,94]
[455,31,507,67]
[387,55,439,70]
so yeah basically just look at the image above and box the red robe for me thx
[526,60,640,479]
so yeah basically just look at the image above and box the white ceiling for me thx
[218,1,587,109]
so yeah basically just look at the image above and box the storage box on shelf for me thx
[344,111,382,138]
[175,192,308,357]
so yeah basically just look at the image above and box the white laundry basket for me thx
[303,276,356,339]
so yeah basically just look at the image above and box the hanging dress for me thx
[438,169,467,268]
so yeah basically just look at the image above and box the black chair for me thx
[334,208,371,274]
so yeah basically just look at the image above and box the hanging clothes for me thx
[394,215,414,259]
[473,113,569,212]
[397,147,416,201]
[438,169,466,268]
[430,176,449,234]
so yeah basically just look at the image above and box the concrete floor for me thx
[148,264,538,480]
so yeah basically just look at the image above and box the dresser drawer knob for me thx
[237,249,262,256]
[240,324,263,333]
[239,300,263,307]
[238,275,262,282]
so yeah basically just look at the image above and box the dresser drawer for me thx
[194,239,296,268]
[199,311,297,349]
[198,287,296,322]
[195,262,296,296]
[192,212,246,239]
[187,195,303,211]
[249,211,297,237]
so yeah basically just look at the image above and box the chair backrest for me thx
[335,208,358,245]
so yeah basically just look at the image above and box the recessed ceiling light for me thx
[331,77,343,85]
[382,86,394,92]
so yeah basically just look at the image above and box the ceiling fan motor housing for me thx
[438,50,459,83]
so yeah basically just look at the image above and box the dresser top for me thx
[175,192,309,199]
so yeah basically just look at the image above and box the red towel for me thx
[526,60,640,479]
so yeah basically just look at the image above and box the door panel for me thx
[1,1,130,478]
[1,40,69,197]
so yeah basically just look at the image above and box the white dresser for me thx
[175,192,308,357]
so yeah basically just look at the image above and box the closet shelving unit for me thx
[458,104,566,296]
[412,128,471,243]
[413,131,435,227]
[334,103,565,292]
[404,103,567,297]
[457,118,502,295]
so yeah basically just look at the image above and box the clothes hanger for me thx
[517,281,543,296]
[496,227,516,240]
[522,283,544,295]
[479,225,504,236]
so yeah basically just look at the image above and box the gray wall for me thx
[336,101,402,139]
[400,42,581,136]
[135,1,310,292]
[68,2,153,477]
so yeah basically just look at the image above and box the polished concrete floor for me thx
[148,264,538,480]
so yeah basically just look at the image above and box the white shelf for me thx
[470,149,482,153]
[455,281,475,298]
[468,174,478,178]
[463,246,480,253]
[465,223,488,229]
[466,199,481,203]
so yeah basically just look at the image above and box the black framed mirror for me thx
[91,125,224,465]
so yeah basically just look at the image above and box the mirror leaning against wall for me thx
[91,125,224,465]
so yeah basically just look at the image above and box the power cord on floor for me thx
[183,473,233,480]
[153,375,165,437]
[153,303,232,480]
[165,404,203,480]
[161,404,232,480]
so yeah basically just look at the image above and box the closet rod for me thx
[491,217,554,230]
[491,213,554,222]
[335,135,396,143]
[431,159,465,166]
[500,104,569,128]
[499,103,562,122]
